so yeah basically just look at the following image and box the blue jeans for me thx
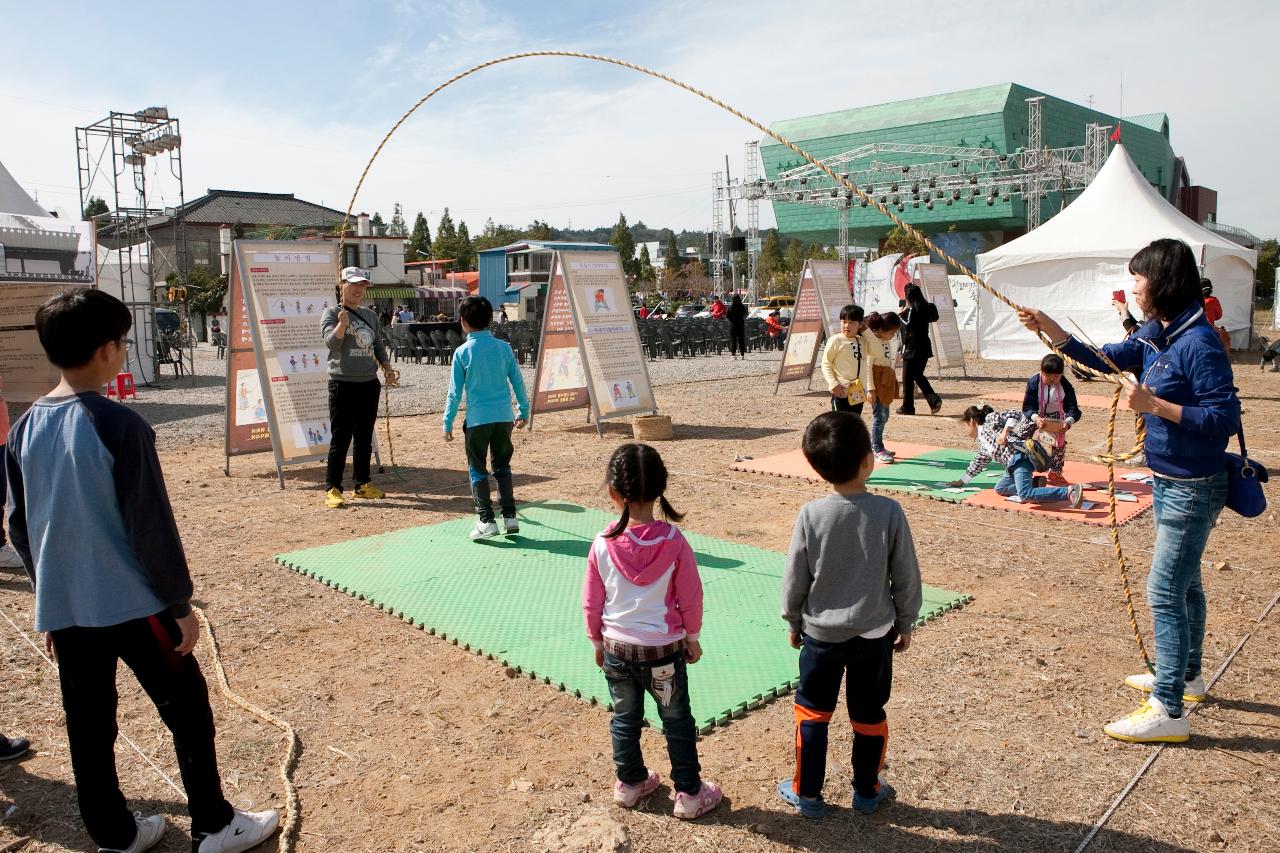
[994,452,1069,503]
[871,402,890,452]
[1148,470,1228,716]
[602,650,702,795]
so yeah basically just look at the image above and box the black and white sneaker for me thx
[98,813,165,853]
[0,735,30,761]
[195,808,279,853]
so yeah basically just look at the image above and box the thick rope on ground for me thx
[332,50,1152,667]
[194,608,301,853]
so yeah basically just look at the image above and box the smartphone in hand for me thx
[1112,290,1126,304]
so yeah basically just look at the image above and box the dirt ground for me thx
[2,348,1278,853]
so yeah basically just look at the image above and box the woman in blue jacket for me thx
[1018,238,1240,745]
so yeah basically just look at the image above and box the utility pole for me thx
[725,154,738,292]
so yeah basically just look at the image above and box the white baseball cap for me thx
[341,266,371,284]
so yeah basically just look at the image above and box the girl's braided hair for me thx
[604,443,685,538]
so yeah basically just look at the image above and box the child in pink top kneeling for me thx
[582,443,722,820]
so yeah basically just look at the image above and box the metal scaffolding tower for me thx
[76,107,193,384]
[1024,96,1044,230]
[744,141,761,303]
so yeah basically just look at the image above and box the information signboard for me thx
[774,261,825,390]
[915,263,966,373]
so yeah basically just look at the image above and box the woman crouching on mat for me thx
[1019,237,1241,744]
[861,311,902,464]
[946,405,1084,508]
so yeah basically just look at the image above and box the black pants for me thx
[729,327,746,357]
[326,378,381,491]
[464,421,515,522]
[900,355,937,412]
[791,634,893,800]
[51,612,233,849]
[830,395,864,416]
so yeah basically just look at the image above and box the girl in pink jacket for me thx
[583,443,722,820]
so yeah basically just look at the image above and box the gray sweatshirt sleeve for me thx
[781,506,811,633]
[321,307,343,351]
[888,505,923,633]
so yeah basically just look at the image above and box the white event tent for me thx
[975,144,1257,359]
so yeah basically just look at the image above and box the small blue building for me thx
[478,240,613,322]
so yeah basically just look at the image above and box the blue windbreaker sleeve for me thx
[1061,334,1145,375]
[507,347,530,421]
[443,345,466,430]
[1176,343,1242,438]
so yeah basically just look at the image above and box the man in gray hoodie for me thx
[779,411,922,819]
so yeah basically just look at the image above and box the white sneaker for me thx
[99,813,165,853]
[1067,483,1084,508]
[0,542,24,568]
[503,516,520,534]
[1124,672,1207,703]
[1103,695,1190,743]
[196,808,279,853]
[469,520,499,540]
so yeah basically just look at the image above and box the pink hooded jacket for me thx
[582,520,703,649]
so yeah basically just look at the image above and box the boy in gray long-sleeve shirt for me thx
[777,412,922,819]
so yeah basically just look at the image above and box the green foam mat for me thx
[276,502,971,732]
[868,449,1002,503]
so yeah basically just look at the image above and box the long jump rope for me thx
[0,53,1213,853]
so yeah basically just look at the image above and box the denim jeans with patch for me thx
[871,402,890,452]
[1149,470,1228,716]
[993,451,1069,503]
[602,650,702,795]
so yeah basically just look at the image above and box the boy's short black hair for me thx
[459,296,493,329]
[802,411,872,484]
[839,304,865,322]
[35,288,132,369]
[1040,353,1064,375]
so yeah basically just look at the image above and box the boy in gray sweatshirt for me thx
[778,411,922,818]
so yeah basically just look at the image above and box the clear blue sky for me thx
[3,1,1276,239]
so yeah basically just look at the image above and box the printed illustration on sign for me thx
[538,347,587,392]
[783,332,818,368]
[233,369,267,427]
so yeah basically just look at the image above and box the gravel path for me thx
[136,343,786,449]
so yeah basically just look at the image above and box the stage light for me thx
[969,175,978,185]
[891,195,900,206]
[928,177,937,189]
[987,197,995,206]
[860,198,868,207]
[951,160,960,167]
[879,195,887,204]
[926,201,934,210]
[911,183,920,194]
[890,183,898,192]
[901,166,910,174]
[945,198,953,206]
[968,196,975,204]
[912,200,919,208]
[896,203,905,212]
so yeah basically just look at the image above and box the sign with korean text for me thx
[775,261,825,387]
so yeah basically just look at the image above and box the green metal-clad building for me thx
[762,83,1185,261]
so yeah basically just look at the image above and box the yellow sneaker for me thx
[353,482,385,500]
[325,488,345,509]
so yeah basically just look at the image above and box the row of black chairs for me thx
[386,326,465,365]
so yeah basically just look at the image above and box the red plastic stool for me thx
[105,382,116,398]
[115,373,138,400]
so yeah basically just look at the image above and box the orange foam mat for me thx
[985,389,1119,410]
[728,440,936,483]
[961,460,1153,526]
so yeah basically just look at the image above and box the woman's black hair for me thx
[604,443,685,538]
[959,404,994,425]
[903,283,926,308]
[865,311,901,333]
[838,304,865,322]
[1200,277,1213,296]
[730,294,743,307]
[1127,238,1201,321]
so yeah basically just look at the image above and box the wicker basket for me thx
[632,414,673,441]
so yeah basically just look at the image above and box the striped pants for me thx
[791,633,893,800]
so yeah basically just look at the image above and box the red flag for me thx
[892,253,916,300]
[1109,125,1122,143]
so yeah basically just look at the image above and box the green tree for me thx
[432,208,458,262]
[610,213,638,279]
[758,230,784,285]
[525,219,553,240]
[388,203,408,237]
[82,196,109,221]
[370,211,386,234]
[185,267,229,315]
[882,224,930,257]
[407,212,431,261]
[637,244,655,283]
[783,238,806,278]
[662,231,682,273]
[1256,237,1277,305]
[474,218,521,252]
[456,221,474,270]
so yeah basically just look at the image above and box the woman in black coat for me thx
[727,294,748,359]
[898,283,942,414]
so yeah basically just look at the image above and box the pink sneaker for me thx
[673,781,723,820]
[613,770,660,808]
